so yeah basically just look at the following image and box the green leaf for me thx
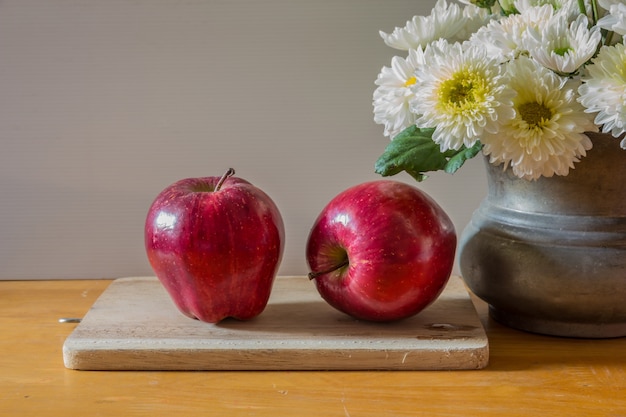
[374,126,483,181]
[444,141,483,174]
[374,127,442,182]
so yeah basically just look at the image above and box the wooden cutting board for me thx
[63,276,488,371]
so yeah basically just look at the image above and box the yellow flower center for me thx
[404,76,417,87]
[518,102,553,127]
[438,69,487,113]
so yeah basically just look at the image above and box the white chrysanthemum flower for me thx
[379,0,466,50]
[454,3,497,42]
[410,40,515,151]
[578,44,626,148]
[469,4,554,63]
[482,56,597,180]
[524,14,601,74]
[373,48,426,139]
[514,0,580,16]
[597,2,626,36]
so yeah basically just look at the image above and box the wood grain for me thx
[2,278,626,416]
[62,276,488,371]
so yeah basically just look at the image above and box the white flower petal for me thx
[379,0,468,50]
[482,56,596,180]
[469,4,555,63]
[410,40,515,151]
[373,48,426,139]
[525,14,601,74]
[597,2,626,36]
[579,44,626,140]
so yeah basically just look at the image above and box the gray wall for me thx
[1,0,486,279]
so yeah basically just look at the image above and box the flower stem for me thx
[586,0,599,25]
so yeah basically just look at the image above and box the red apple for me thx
[306,180,456,322]
[145,168,285,323]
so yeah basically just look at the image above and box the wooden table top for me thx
[2,278,625,416]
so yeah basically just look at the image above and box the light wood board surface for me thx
[63,276,488,371]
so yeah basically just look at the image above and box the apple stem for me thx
[215,168,235,192]
[308,259,349,280]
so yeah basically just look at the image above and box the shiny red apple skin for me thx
[145,173,284,323]
[306,180,456,322]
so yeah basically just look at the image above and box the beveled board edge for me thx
[63,276,489,371]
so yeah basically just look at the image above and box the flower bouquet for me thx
[373,0,626,181]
